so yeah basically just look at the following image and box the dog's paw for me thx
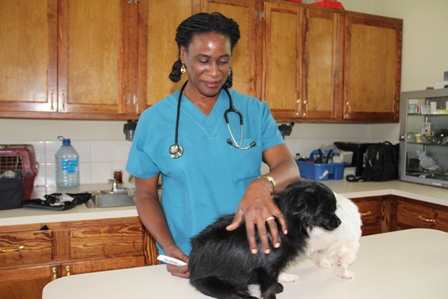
[316,257,333,268]
[278,273,300,283]
[336,267,354,279]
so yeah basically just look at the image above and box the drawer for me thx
[0,231,53,267]
[69,222,144,259]
[352,198,381,226]
[397,199,448,232]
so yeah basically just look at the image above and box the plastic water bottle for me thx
[55,136,80,188]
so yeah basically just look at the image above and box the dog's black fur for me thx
[189,179,341,299]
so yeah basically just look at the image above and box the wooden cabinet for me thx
[140,0,193,107]
[201,0,258,97]
[343,11,402,122]
[394,197,448,232]
[260,1,402,123]
[0,0,57,114]
[261,1,343,122]
[261,1,301,120]
[0,0,403,122]
[350,195,448,236]
[351,197,382,236]
[0,217,157,299]
[0,0,140,119]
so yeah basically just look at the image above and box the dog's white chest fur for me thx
[281,193,362,281]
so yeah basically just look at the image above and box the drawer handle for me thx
[66,265,71,276]
[360,211,372,217]
[0,245,24,254]
[418,216,435,223]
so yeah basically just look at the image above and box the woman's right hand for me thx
[163,245,190,278]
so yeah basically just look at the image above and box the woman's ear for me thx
[180,46,187,64]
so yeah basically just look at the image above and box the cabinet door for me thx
[0,0,58,113]
[68,222,143,259]
[61,256,144,276]
[141,0,193,108]
[343,12,402,122]
[0,230,53,267]
[58,0,128,114]
[0,264,57,299]
[201,0,257,97]
[396,198,448,232]
[301,8,342,120]
[262,2,302,121]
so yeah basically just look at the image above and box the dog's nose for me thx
[334,216,341,228]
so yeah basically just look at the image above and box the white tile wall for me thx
[8,140,132,187]
[12,134,390,186]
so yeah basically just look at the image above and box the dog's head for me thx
[276,179,341,233]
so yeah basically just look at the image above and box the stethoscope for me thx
[169,81,256,159]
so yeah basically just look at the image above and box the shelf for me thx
[407,141,448,146]
[407,114,448,117]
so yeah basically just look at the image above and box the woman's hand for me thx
[163,245,190,278]
[226,144,300,255]
[226,177,288,255]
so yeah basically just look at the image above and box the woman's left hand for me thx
[226,177,288,255]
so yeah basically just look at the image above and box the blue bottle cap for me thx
[58,136,71,145]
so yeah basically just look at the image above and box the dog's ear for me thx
[292,197,315,232]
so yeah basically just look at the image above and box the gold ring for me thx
[265,216,275,222]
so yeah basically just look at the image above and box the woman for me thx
[126,12,300,278]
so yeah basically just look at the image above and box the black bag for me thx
[347,141,399,182]
[0,178,24,210]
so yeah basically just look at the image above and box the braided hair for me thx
[168,12,240,89]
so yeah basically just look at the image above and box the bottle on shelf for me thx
[55,136,80,188]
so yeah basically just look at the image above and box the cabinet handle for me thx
[296,99,301,117]
[360,211,372,217]
[0,245,24,255]
[345,101,350,117]
[50,89,54,110]
[418,216,435,223]
[303,100,307,118]
[53,267,57,280]
[66,265,71,276]
[133,94,138,105]
[127,94,130,105]
[61,90,66,111]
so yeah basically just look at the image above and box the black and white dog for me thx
[279,192,362,284]
[188,179,341,299]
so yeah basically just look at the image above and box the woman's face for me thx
[180,32,232,99]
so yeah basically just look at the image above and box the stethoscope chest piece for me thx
[169,144,184,159]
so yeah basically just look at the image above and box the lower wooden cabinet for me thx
[350,195,448,236]
[394,197,448,232]
[351,197,382,236]
[0,217,158,299]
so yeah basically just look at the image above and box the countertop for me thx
[42,228,448,299]
[1,180,447,227]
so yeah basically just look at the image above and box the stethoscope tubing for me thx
[169,81,255,159]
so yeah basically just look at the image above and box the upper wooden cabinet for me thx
[343,12,402,122]
[0,0,402,122]
[201,0,257,97]
[141,0,193,107]
[260,1,343,121]
[0,0,57,114]
[0,0,139,119]
[261,2,301,120]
